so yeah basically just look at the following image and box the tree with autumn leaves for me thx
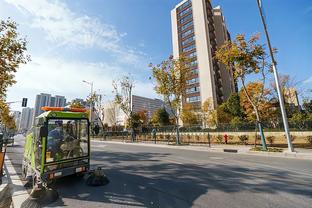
[216,33,272,150]
[0,101,16,130]
[181,103,200,126]
[0,19,30,131]
[239,82,272,122]
[149,55,189,144]
[150,107,170,127]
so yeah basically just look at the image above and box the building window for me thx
[186,86,200,94]
[181,21,193,31]
[189,60,198,67]
[182,36,195,46]
[190,68,198,75]
[177,0,191,11]
[181,28,194,38]
[179,7,192,17]
[186,96,201,103]
[182,44,196,52]
[187,77,199,85]
[180,14,193,24]
[187,51,197,58]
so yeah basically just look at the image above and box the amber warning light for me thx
[41,106,87,112]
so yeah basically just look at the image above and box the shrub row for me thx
[106,133,312,145]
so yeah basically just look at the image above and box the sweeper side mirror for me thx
[39,126,48,138]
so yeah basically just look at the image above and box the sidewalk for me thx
[5,154,29,208]
[96,140,312,160]
[0,160,12,208]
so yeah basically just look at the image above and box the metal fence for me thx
[91,121,312,147]
[92,121,312,137]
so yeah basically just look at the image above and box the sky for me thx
[1,0,312,111]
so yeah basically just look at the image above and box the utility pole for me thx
[83,80,94,132]
[129,84,133,142]
[256,0,294,152]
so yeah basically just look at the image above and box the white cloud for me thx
[7,56,157,110]
[4,0,144,65]
[4,0,155,111]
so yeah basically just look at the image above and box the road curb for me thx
[246,151,312,160]
[5,155,29,208]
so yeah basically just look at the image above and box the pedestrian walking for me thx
[93,124,100,136]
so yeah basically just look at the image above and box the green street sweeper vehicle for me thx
[22,106,90,188]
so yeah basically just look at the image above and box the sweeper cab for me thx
[22,106,90,188]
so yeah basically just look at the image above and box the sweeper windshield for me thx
[45,119,89,163]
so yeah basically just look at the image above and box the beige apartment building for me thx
[171,0,236,110]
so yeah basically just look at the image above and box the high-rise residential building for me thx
[50,95,66,107]
[54,95,66,107]
[213,6,237,97]
[33,93,67,122]
[171,0,235,109]
[19,107,34,132]
[34,93,51,120]
[12,111,21,129]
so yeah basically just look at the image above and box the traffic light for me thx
[22,98,27,107]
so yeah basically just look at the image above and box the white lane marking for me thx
[5,155,29,207]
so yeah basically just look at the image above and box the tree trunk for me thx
[176,118,181,145]
[131,127,135,142]
[255,110,267,150]
[241,77,267,150]
[254,124,257,148]
[97,115,106,141]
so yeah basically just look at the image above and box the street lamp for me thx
[256,0,294,152]
[83,80,94,128]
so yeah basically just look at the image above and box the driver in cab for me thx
[47,120,64,160]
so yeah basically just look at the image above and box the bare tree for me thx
[88,92,106,137]
[112,75,135,140]
[270,74,302,100]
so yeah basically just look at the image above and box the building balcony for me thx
[207,16,214,24]
[209,31,216,39]
[216,88,224,97]
[217,97,223,105]
[214,72,221,80]
[206,3,213,10]
[208,21,215,29]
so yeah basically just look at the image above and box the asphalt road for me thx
[6,135,312,208]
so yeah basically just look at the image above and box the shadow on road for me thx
[46,150,312,208]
